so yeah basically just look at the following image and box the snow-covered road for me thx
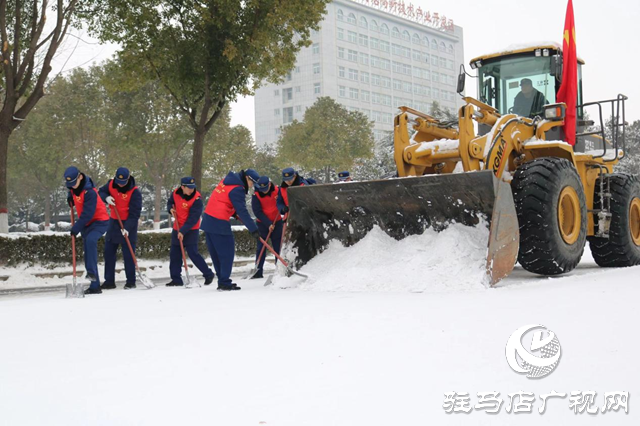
[1,250,638,425]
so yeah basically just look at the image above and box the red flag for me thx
[556,0,577,145]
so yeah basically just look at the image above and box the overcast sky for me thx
[53,0,639,139]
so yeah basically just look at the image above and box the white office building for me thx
[254,0,464,147]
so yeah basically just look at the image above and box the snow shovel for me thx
[66,206,84,298]
[245,222,277,279]
[113,208,155,289]
[172,211,200,288]
[259,236,309,280]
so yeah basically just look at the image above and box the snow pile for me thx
[414,138,460,154]
[273,224,490,293]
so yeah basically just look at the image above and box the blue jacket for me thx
[98,177,142,243]
[167,187,203,246]
[68,174,108,235]
[276,174,311,213]
[201,171,258,236]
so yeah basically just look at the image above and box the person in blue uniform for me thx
[166,177,215,287]
[201,169,261,291]
[250,176,283,279]
[98,167,142,290]
[276,167,312,215]
[64,166,110,295]
[337,171,353,182]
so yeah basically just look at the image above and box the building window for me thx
[285,72,292,82]
[338,66,346,78]
[380,23,389,35]
[431,39,438,50]
[337,27,344,40]
[448,44,454,54]
[412,33,420,44]
[348,30,357,43]
[295,86,301,93]
[276,128,281,136]
[393,79,402,91]
[338,47,345,59]
[348,68,358,81]
[282,88,293,102]
[432,55,438,66]
[432,72,439,83]
[296,105,302,113]
[439,57,447,68]
[379,40,390,53]
[337,9,343,21]
[347,13,356,24]
[359,52,369,65]
[361,90,370,102]
[313,63,320,74]
[360,71,369,84]
[424,53,430,64]
[312,43,320,54]
[347,49,358,62]
[349,87,359,100]
[274,89,280,96]
[339,86,346,97]
[274,109,280,116]
[402,30,410,41]
[448,59,455,70]
[423,36,429,47]
[283,107,293,124]
[359,16,367,28]
[412,50,421,62]
[295,66,301,73]
[440,42,447,52]
[370,19,378,32]
[314,83,321,95]
[392,27,400,38]
[358,34,368,47]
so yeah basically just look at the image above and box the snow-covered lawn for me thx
[1,228,639,425]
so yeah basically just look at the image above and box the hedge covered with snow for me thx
[0,230,256,267]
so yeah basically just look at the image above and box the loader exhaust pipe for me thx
[282,171,519,286]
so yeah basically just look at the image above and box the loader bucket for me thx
[283,171,519,286]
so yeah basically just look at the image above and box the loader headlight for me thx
[544,103,566,121]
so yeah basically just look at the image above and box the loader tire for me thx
[512,157,587,275]
[588,174,640,267]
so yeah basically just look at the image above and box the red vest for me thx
[172,189,201,231]
[72,188,109,225]
[204,180,241,221]
[257,185,281,223]
[280,182,305,207]
[108,180,138,220]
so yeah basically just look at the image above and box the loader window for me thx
[478,55,559,117]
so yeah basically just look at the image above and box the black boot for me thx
[84,287,102,295]
[124,282,137,290]
[250,270,264,279]
[204,275,215,286]
[166,281,183,287]
[217,283,241,291]
[101,281,116,290]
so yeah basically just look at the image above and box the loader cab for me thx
[471,45,584,120]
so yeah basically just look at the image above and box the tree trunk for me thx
[191,126,207,189]
[43,191,51,231]
[154,178,163,230]
[0,127,10,233]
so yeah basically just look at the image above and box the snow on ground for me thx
[273,224,488,292]
[1,228,639,425]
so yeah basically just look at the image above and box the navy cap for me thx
[64,166,81,188]
[282,167,296,180]
[245,169,260,183]
[181,176,196,188]
[338,171,350,181]
[256,176,271,192]
[114,167,130,185]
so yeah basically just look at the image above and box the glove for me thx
[251,230,260,239]
[121,229,129,237]
[106,196,115,206]
[281,206,289,214]
[269,223,275,232]
[70,229,78,237]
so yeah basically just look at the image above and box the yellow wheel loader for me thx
[282,44,640,285]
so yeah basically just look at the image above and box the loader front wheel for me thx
[512,158,587,275]
[588,174,640,267]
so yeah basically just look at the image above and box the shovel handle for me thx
[172,211,192,280]
[113,206,141,271]
[70,206,76,279]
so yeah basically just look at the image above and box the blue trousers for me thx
[81,220,109,290]
[204,232,235,287]
[255,220,283,273]
[104,240,136,284]
[169,243,214,285]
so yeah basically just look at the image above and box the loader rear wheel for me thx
[588,174,640,267]
[512,157,587,275]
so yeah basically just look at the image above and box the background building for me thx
[254,0,464,147]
